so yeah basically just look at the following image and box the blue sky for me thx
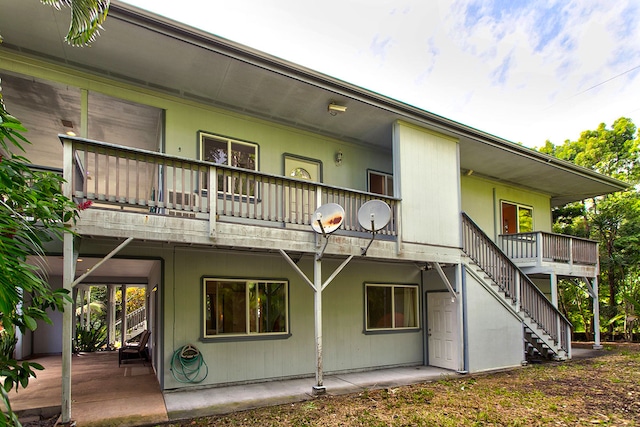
[122,0,640,148]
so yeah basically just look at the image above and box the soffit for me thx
[0,0,627,204]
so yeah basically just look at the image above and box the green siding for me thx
[0,52,392,192]
[461,174,552,240]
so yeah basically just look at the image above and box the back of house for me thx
[0,0,626,405]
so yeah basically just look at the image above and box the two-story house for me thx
[0,0,626,417]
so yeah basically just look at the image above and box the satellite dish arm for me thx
[361,229,377,256]
[316,218,330,260]
[361,217,378,256]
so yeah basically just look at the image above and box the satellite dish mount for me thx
[311,203,345,260]
[357,200,392,256]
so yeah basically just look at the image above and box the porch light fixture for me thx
[328,103,347,116]
[335,150,343,166]
[61,119,76,136]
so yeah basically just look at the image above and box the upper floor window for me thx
[203,278,288,338]
[368,170,393,196]
[501,201,533,234]
[199,132,258,171]
[365,284,418,331]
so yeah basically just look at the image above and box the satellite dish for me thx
[311,203,345,235]
[357,200,391,232]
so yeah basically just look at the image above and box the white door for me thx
[427,292,459,371]
[283,156,321,223]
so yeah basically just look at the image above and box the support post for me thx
[61,232,75,425]
[85,287,92,329]
[78,288,85,331]
[550,273,561,349]
[61,139,75,425]
[592,277,602,350]
[107,285,116,347]
[455,263,466,373]
[121,285,128,344]
[279,249,354,395]
[312,256,325,394]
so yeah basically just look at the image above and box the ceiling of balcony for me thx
[0,0,628,207]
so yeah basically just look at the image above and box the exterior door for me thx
[283,155,321,223]
[427,292,459,371]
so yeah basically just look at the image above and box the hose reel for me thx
[170,344,208,383]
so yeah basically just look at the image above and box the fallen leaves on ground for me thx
[169,343,640,426]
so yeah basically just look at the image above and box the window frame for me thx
[364,283,420,333]
[501,200,534,234]
[198,131,260,199]
[199,131,259,171]
[367,169,394,196]
[202,277,290,341]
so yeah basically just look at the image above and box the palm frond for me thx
[41,0,110,47]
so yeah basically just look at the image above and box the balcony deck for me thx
[60,136,465,262]
[498,231,599,277]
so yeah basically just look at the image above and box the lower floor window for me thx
[203,279,288,337]
[366,284,419,330]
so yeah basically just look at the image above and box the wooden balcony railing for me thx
[62,136,399,236]
[498,232,598,267]
[462,213,571,352]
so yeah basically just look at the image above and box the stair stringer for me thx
[463,257,567,360]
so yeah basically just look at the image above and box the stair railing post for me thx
[515,272,521,311]
[536,232,543,268]
[569,238,574,268]
[209,165,217,238]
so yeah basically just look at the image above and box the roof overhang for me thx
[0,0,628,205]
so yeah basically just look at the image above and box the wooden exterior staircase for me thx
[461,213,571,360]
[115,306,147,343]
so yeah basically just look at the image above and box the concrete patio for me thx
[9,346,605,426]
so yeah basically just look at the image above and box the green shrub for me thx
[74,323,107,353]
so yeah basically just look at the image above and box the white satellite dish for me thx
[357,199,391,232]
[357,200,391,255]
[311,203,345,235]
[311,203,345,260]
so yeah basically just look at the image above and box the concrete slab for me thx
[163,365,452,421]
[10,344,607,426]
[10,352,168,427]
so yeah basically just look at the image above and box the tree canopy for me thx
[538,117,640,340]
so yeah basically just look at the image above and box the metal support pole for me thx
[312,256,325,394]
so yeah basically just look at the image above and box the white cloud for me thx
[123,0,640,147]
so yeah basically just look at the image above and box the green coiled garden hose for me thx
[170,344,208,383]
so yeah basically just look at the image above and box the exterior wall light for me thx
[335,150,343,166]
[328,103,347,116]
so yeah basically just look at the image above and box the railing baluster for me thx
[462,213,571,350]
[64,138,400,235]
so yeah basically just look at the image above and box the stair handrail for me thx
[461,212,571,350]
[114,306,147,335]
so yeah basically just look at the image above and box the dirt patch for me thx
[167,343,640,426]
[20,413,60,427]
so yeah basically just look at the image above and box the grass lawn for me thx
[168,344,640,426]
